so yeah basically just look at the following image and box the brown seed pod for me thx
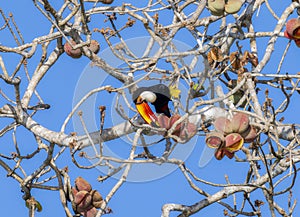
[241,126,257,143]
[64,39,82,59]
[285,18,300,39]
[82,207,98,217]
[88,40,100,54]
[229,51,240,70]
[99,0,114,4]
[74,190,93,212]
[284,30,293,39]
[295,39,300,47]
[247,52,259,67]
[214,148,224,160]
[91,190,103,208]
[207,47,224,66]
[75,177,92,192]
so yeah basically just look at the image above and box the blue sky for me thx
[1,1,300,217]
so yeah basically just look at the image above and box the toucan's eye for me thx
[136,96,145,104]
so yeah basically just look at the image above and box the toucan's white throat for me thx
[140,91,157,103]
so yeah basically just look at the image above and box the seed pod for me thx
[284,30,293,39]
[285,18,300,39]
[88,40,100,54]
[178,122,197,143]
[225,0,244,14]
[207,0,225,16]
[207,47,224,66]
[230,112,250,134]
[75,177,92,192]
[91,190,103,208]
[169,114,182,135]
[74,190,93,212]
[83,207,98,217]
[295,38,300,47]
[224,133,244,152]
[241,126,257,143]
[215,148,234,160]
[64,39,82,59]
[205,131,224,148]
[214,117,232,134]
[157,113,170,129]
[99,0,114,4]
[229,52,240,70]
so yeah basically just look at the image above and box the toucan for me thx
[132,84,171,125]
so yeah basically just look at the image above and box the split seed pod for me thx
[285,18,300,39]
[224,133,244,152]
[206,131,224,148]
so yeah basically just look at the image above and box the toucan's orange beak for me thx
[136,98,158,125]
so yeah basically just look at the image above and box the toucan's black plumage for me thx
[132,84,171,124]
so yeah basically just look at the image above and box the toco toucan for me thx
[132,84,171,125]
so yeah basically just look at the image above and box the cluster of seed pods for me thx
[205,112,257,160]
[71,177,110,217]
[284,18,300,47]
[155,114,197,143]
[207,0,244,16]
[64,39,100,58]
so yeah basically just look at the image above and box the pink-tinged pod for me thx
[224,133,244,152]
[179,122,197,142]
[215,148,234,160]
[88,40,100,54]
[82,207,98,217]
[214,117,233,134]
[285,18,300,40]
[230,112,250,134]
[157,113,170,129]
[241,126,257,143]
[169,114,182,135]
[74,190,93,213]
[205,131,224,148]
[64,39,82,58]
